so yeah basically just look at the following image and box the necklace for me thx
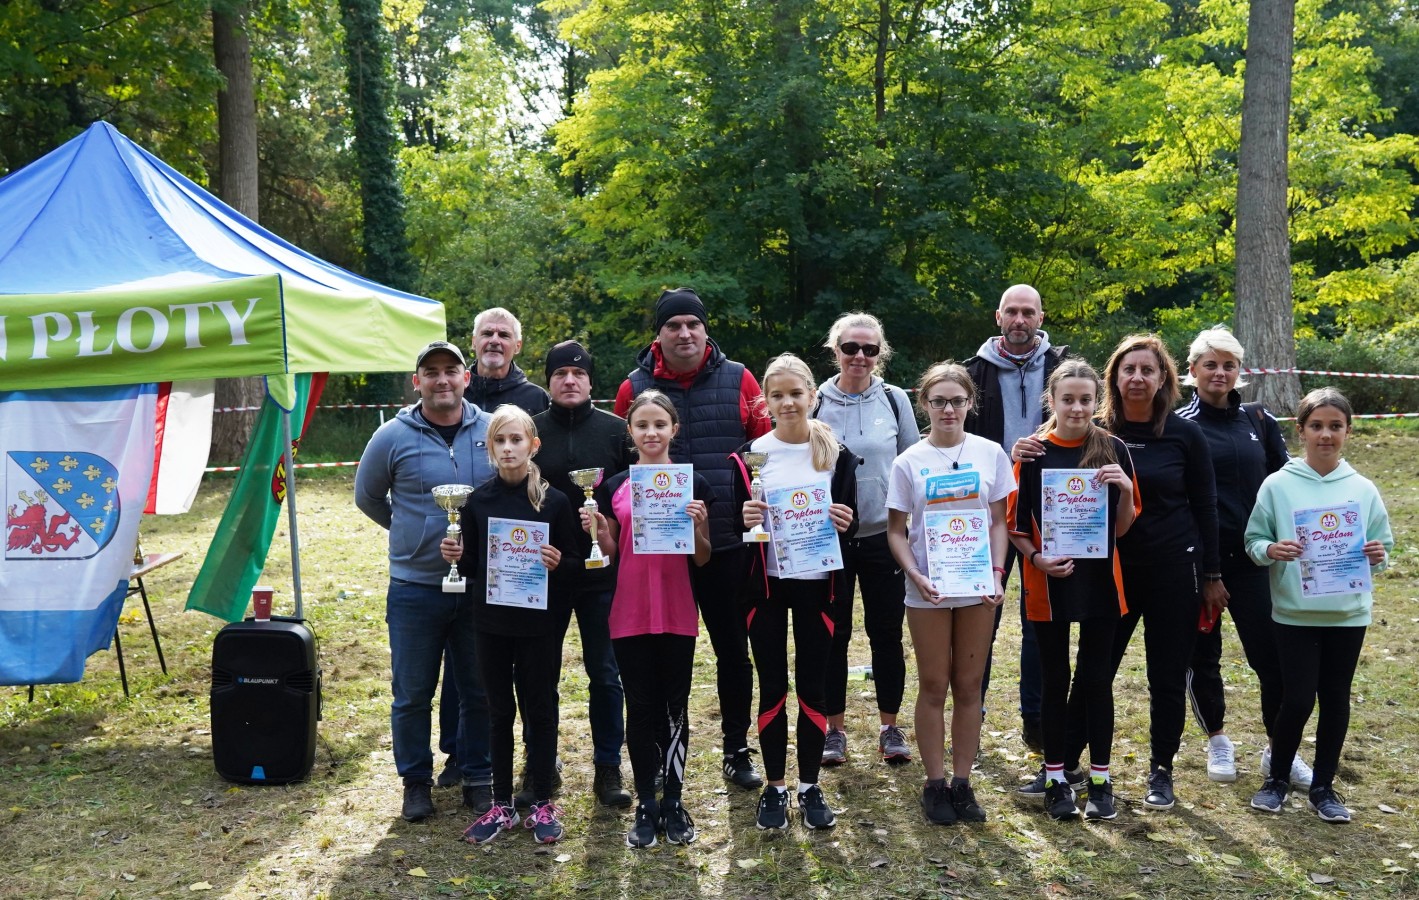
[928,435,968,470]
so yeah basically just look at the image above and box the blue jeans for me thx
[555,589,624,766]
[385,578,491,784]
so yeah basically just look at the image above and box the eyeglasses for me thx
[926,397,970,410]
[839,342,881,358]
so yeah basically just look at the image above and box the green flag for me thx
[186,373,326,621]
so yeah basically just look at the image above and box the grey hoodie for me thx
[970,330,1057,451]
[355,400,494,583]
[814,374,920,536]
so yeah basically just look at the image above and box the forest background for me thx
[7,0,1419,459]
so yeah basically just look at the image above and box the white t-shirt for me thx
[751,432,830,581]
[886,434,1015,608]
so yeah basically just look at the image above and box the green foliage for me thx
[1297,323,1419,413]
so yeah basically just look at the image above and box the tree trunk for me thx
[211,2,265,463]
[1234,0,1300,414]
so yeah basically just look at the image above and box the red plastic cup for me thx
[252,586,273,622]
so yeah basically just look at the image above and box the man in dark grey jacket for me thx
[964,284,1069,757]
[463,307,550,414]
[355,341,496,822]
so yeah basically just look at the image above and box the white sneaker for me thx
[1207,734,1237,782]
[1260,747,1315,789]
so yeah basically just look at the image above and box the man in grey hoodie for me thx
[964,284,1069,755]
[356,341,496,822]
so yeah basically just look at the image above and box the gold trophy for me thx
[742,451,772,543]
[432,483,476,592]
[570,467,608,569]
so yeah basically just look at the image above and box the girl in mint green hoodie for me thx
[1243,388,1393,824]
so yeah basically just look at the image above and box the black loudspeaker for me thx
[211,615,322,784]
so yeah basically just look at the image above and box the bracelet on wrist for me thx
[992,566,1006,576]
[1203,573,1223,582]
[1029,550,1041,566]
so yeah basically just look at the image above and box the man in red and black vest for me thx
[614,288,771,791]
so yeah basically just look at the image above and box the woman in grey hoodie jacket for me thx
[813,312,921,766]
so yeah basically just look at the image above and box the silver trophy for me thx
[432,483,476,592]
[570,467,608,569]
[742,451,772,543]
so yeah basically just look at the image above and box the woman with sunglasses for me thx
[812,313,920,768]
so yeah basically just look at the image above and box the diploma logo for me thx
[790,491,810,509]
[510,527,530,545]
[1066,475,1086,495]
[1319,512,1339,533]
[948,516,967,535]
[654,472,670,489]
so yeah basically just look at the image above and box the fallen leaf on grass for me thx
[1136,866,1158,875]
[555,853,572,863]
[407,868,427,878]
[870,858,889,868]
[1379,804,1400,814]
[189,883,212,892]
[1219,854,1244,866]
[448,878,466,886]
[390,849,405,857]
[736,859,761,869]
[1146,833,1168,842]
[66,774,83,782]
[1167,856,1189,867]
[121,874,136,882]
[1078,850,1098,858]
[1308,873,1335,885]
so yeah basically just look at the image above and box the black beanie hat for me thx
[545,340,594,381]
[653,288,708,332]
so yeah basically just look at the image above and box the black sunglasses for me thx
[839,342,881,358]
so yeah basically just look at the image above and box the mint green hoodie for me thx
[1244,458,1393,627]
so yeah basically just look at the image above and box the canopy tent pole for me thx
[282,409,304,619]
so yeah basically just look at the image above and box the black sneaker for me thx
[1308,785,1351,824]
[593,764,633,808]
[1021,717,1043,753]
[921,781,957,825]
[723,748,764,790]
[661,798,697,844]
[1144,766,1175,811]
[1017,765,1088,796]
[1045,779,1079,821]
[1251,777,1289,814]
[626,800,659,848]
[798,785,837,829]
[951,781,987,822]
[1084,778,1117,820]
[755,787,789,831]
[401,779,435,822]
[513,758,565,811]
[435,755,460,788]
[462,782,493,815]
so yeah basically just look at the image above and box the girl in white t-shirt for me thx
[886,361,1014,826]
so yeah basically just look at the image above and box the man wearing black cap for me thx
[355,341,496,822]
[532,340,635,808]
[614,288,771,790]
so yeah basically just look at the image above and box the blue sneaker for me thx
[463,802,518,844]
[525,800,565,843]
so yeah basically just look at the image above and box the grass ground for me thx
[3,422,1418,899]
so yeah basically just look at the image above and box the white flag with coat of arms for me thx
[0,384,157,685]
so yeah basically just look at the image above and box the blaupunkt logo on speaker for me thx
[6,451,122,561]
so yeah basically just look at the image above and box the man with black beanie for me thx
[533,341,635,808]
[614,288,771,790]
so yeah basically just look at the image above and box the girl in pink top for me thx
[582,389,712,849]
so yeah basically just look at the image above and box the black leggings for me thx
[613,633,695,801]
[748,576,833,784]
[1066,559,1200,771]
[1035,617,1118,768]
[1186,556,1284,736]
[1270,623,1366,790]
[473,629,561,802]
[692,548,755,754]
[825,532,906,717]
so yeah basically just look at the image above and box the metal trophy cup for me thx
[432,484,475,592]
[570,467,608,569]
[742,451,772,543]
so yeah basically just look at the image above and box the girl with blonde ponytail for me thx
[733,353,859,832]
[440,404,582,845]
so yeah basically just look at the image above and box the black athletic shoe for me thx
[798,785,837,830]
[401,779,435,822]
[661,798,697,844]
[435,755,461,788]
[626,800,658,849]
[1309,785,1351,824]
[724,748,764,790]
[1143,766,1175,811]
[1084,778,1117,820]
[1021,717,1044,753]
[1045,779,1079,821]
[1250,777,1289,814]
[951,781,987,822]
[1018,765,1088,796]
[462,782,493,815]
[755,787,789,831]
[593,764,633,808]
[513,758,565,811]
[921,781,957,825]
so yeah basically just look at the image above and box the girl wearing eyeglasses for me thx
[812,313,920,769]
[886,362,1014,825]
